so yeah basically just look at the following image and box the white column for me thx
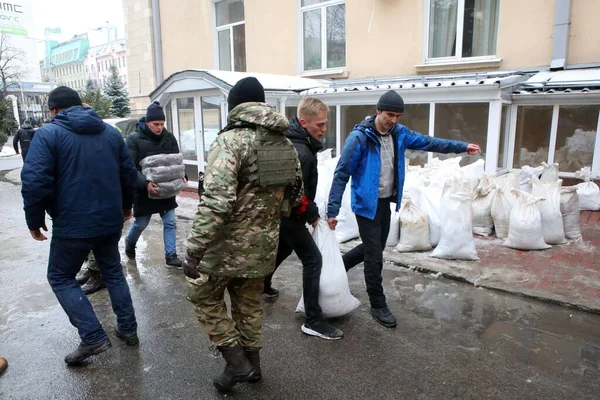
[428,103,435,164]
[336,105,341,156]
[592,112,600,178]
[547,104,560,164]
[506,104,518,171]
[485,100,502,173]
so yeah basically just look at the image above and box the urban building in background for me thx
[85,39,128,88]
[124,0,600,188]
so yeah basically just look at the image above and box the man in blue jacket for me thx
[327,90,481,328]
[21,87,140,365]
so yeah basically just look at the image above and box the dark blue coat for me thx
[327,116,468,220]
[21,106,138,238]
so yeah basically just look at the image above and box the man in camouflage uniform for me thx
[183,77,303,394]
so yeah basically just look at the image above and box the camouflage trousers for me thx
[186,273,263,349]
[86,251,99,272]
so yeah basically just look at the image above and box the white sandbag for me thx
[575,167,600,211]
[335,186,360,243]
[461,159,485,180]
[317,148,333,166]
[140,153,184,169]
[520,165,544,193]
[494,172,520,191]
[143,164,185,183]
[412,186,443,247]
[531,176,566,244]
[504,191,550,250]
[296,221,360,318]
[396,199,431,252]
[540,162,560,183]
[386,204,401,247]
[431,189,479,260]
[491,186,517,239]
[560,187,582,240]
[149,178,187,199]
[472,184,496,236]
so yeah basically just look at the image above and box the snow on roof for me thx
[201,70,329,92]
[521,68,600,89]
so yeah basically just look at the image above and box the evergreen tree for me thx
[81,79,112,119]
[104,65,130,117]
[0,98,11,148]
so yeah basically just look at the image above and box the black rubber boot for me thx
[76,269,91,285]
[244,349,261,383]
[81,269,107,295]
[64,339,111,365]
[125,241,136,259]
[212,345,258,393]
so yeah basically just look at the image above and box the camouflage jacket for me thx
[185,103,303,278]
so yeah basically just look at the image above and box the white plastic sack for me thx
[491,186,517,239]
[504,191,550,250]
[396,199,431,252]
[494,172,520,191]
[461,159,485,180]
[335,187,360,243]
[560,187,582,240]
[143,165,185,183]
[386,204,401,247]
[540,162,560,183]
[472,184,496,236]
[520,165,544,193]
[431,189,479,260]
[575,167,600,211]
[140,153,184,169]
[296,221,360,318]
[317,148,333,166]
[412,186,443,247]
[531,176,566,245]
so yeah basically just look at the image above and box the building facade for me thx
[85,39,128,88]
[123,0,600,187]
[41,35,90,92]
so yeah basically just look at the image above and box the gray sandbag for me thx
[143,165,185,183]
[149,178,187,200]
[140,153,184,169]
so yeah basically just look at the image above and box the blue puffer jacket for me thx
[327,116,468,220]
[21,106,138,238]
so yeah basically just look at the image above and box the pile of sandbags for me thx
[141,153,186,199]
[574,167,600,211]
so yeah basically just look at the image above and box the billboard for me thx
[0,0,40,82]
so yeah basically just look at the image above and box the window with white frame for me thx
[301,0,346,72]
[215,0,246,72]
[427,0,499,61]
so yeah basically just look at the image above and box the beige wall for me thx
[159,0,213,77]
[245,0,296,75]
[496,0,554,70]
[123,0,156,116]
[568,0,600,66]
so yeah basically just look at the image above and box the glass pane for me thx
[498,104,510,170]
[554,105,599,173]
[434,103,489,166]
[218,30,232,71]
[402,104,430,166]
[185,163,199,183]
[202,97,222,161]
[429,0,458,58]
[233,24,246,72]
[326,4,345,68]
[341,105,375,144]
[216,0,244,26]
[513,106,553,168]
[303,9,322,71]
[177,97,197,161]
[165,101,173,133]
[462,0,499,57]
[302,0,328,6]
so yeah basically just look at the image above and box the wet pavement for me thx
[1,171,600,399]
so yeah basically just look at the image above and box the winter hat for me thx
[48,86,83,110]
[227,77,265,111]
[146,101,166,122]
[376,90,405,113]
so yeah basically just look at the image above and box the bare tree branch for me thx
[0,31,27,97]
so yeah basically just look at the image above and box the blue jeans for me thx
[47,231,137,344]
[126,209,177,258]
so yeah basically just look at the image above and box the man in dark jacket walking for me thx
[327,90,481,329]
[21,86,139,365]
[124,102,184,268]
[13,119,35,160]
[263,97,343,340]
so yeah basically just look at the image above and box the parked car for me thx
[179,128,220,157]
[103,118,138,139]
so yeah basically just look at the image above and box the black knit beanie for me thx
[48,86,83,110]
[376,90,405,113]
[227,77,265,112]
[146,101,166,122]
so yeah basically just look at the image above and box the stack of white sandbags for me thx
[574,167,600,211]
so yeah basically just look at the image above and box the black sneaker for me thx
[301,320,343,340]
[125,241,136,259]
[263,287,280,299]
[166,255,183,270]
[370,307,397,328]
[114,327,139,346]
[64,339,112,365]
[76,269,91,285]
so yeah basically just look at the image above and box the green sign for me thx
[0,26,27,36]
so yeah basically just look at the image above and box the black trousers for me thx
[264,219,323,324]
[342,198,391,309]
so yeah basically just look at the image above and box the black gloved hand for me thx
[183,252,200,279]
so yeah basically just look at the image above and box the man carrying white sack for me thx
[125,102,187,268]
[327,90,481,328]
